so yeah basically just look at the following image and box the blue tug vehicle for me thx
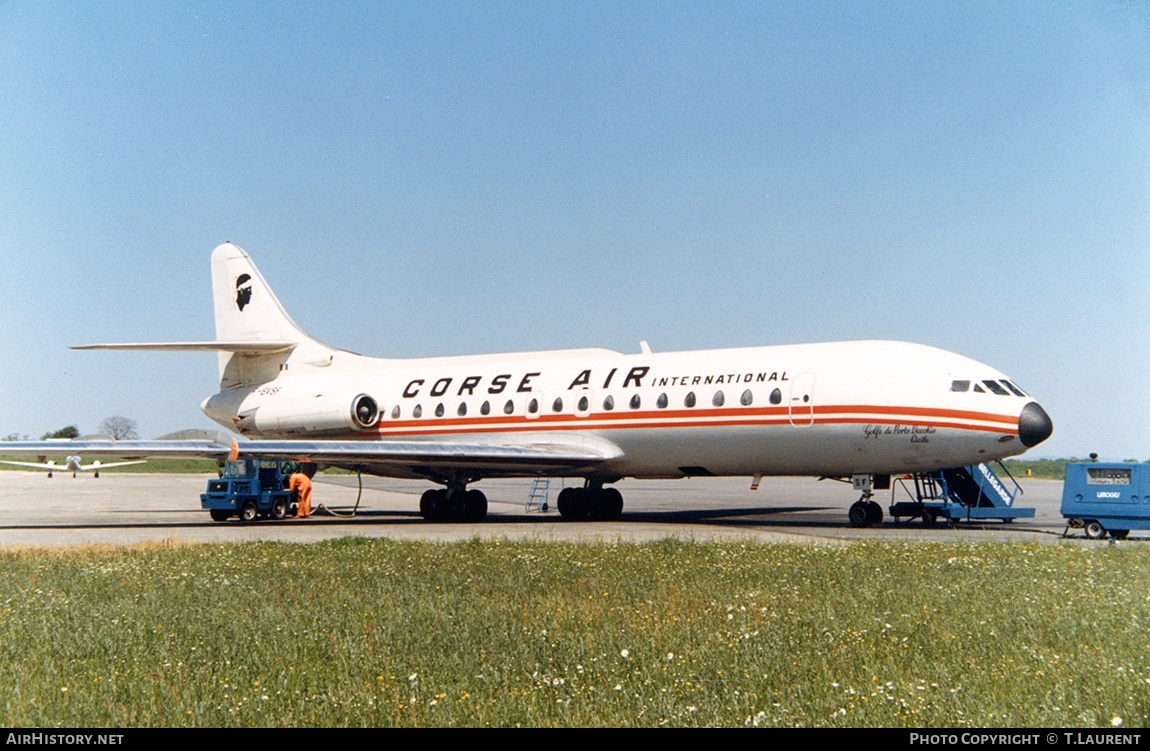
[1061,462,1150,540]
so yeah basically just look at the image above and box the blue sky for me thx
[1,1,1147,460]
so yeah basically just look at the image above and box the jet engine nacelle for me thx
[235,392,380,436]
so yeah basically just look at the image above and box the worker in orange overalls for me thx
[289,467,314,518]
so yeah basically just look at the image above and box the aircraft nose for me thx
[1018,402,1053,448]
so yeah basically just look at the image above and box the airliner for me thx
[0,242,1052,525]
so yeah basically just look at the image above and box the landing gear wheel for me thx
[209,509,231,522]
[271,498,288,520]
[848,501,871,527]
[420,489,442,522]
[557,487,588,520]
[239,501,258,523]
[464,489,488,521]
[867,501,883,526]
[601,487,624,520]
[1084,520,1106,540]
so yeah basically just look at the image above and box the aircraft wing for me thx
[0,460,63,471]
[81,460,149,470]
[0,436,621,478]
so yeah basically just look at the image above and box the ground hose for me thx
[315,470,363,518]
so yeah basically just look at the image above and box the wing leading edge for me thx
[0,436,621,478]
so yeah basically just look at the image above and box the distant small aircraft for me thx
[0,455,146,478]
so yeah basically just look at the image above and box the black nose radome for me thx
[1019,402,1053,448]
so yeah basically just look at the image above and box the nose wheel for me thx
[848,497,884,527]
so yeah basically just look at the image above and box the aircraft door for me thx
[788,372,815,426]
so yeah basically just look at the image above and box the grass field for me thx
[0,537,1146,728]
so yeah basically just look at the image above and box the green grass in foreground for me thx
[0,538,1147,728]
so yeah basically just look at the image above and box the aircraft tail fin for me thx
[74,243,341,389]
[210,242,338,388]
[211,243,307,344]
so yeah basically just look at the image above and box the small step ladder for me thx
[526,478,551,513]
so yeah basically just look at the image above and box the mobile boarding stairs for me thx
[889,461,1035,525]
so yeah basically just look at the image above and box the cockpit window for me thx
[1001,380,1027,397]
[982,380,1009,396]
[973,383,985,393]
[950,380,970,392]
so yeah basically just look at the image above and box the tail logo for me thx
[235,274,253,311]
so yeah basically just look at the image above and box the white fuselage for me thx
[203,339,1037,480]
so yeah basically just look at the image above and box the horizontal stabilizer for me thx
[72,341,297,354]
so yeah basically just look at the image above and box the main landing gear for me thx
[556,480,624,521]
[419,480,488,522]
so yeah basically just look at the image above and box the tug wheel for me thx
[239,501,259,523]
[1084,520,1106,540]
[271,498,288,520]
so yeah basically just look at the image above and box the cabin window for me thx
[684,391,696,408]
[713,390,725,407]
[552,397,563,412]
[391,405,401,419]
[982,380,1010,396]
[1001,380,1027,397]
[950,380,970,392]
[481,400,491,415]
[630,394,641,409]
[457,402,467,416]
[740,389,753,406]
[435,403,445,417]
[504,399,515,414]
[413,404,423,418]
[603,395,615,411]
[527,398,539,414]
[770,388,782,405]
[657,393,668,409]
[578,395,589,411]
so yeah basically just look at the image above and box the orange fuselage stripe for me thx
[366,404,1018,437]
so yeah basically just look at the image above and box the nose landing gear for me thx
[847,474,884,527]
